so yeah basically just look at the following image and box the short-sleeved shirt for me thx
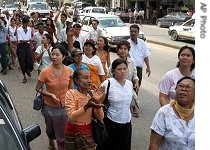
[17,26,32,42]
[38,64,74,108]
[35,45,53,71]
[82,54,105,87]
[127,38,151,68]
[65,89,104,125]
[151,104,195,150]
[101,78,133,124]
[33,31,48,49]
[158,68,195,103]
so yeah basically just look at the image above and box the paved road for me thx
[126,23,195,49]
[1,43,179,150]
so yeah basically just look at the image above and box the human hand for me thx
[51,94,60,103]
[133,82,139,93]
[146,68,151,77]
[84,100,104,111]
[92,86,106,104]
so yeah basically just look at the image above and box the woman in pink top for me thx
[65,68,105,150]
[36,44,74,150]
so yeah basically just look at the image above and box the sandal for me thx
[22,79,27,83]
[26,71,31,77]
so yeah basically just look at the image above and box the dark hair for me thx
[176,45,195,71]
[22,16,30,23]
[66,26,73,34]
[61,13,67,18]
[176,76,195,86]
[130,24,140,32]
[98,36,109,52]
[52,44,68,57]
[45,17,55,30]
[43,33,53,46]
[10,17,16,23]
[73,16,78,22]
[111,58,128,73]
[73,23,81,28]
[116,40,131,53]
[73,68,86,86]
[92,19,99,24]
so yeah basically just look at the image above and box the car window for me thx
[98,17,126,28]
[82,16,91,25]
[29,3,48,10]
[0,84,22,132]
[0,109,23,150]
[183,19,195,27]
[92,8,105,13]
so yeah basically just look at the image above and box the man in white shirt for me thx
[57,18,73,43]
[73,23,85,51]
[127,24,151,87]
[86,19,104,44]
[32,22,48,49]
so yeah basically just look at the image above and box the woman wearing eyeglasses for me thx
[158,46,195,107]
[148,76,195,150]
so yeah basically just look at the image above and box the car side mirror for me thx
[23,124,41,143]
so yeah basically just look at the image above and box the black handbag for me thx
[33,88,43,111]
[92,113,108,147]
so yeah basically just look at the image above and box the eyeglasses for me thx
[177,84,194,92]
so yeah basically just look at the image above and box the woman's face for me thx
[11,19,16,26]
[75,70,92,90]
[117,45,129,58]
[175,79,195,107]
[112,63,127,80]
[178,48,194,67]
[73,54,83,63]
[46,19,51,25]
[97,37,105,48]
[41,35,49,44]
[84,44,94,56]
[51,48,64,65]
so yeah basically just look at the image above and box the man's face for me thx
[60,15,67,23]
[130,27,139,39]
[92,21,98,29]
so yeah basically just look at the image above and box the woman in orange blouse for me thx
[65,68,105,150]
[36,44,74,150]
[96,36,111,79]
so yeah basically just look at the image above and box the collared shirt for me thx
[58,27,67,43]
[55,21,66,39]
[33,31,48,49]
[127,38,151,68]
[108,57,138,82]
[86,27,104,43]
[0,24,7,43]
[8,25,17,41]
[74,34,85,51]
[17,26,32,42]
[151,104,195,150]
[101,78,133,124]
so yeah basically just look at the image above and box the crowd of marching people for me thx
[0,4,195,150]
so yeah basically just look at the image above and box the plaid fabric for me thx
[65,122,96,150]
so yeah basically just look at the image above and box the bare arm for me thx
[144,56,151,77]
[148,130,163,150]
[54,10,61,23]
[159,92,169,107]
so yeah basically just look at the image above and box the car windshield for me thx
[29,3,48,10]
[0,109,22,150]
[92,8,105,13]
[98,17,126,28]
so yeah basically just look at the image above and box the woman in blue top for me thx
[69,49,89,89]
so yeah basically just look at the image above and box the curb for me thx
[146,39,180,49]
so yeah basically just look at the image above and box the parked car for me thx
[79,13,146,50]
[168,18,195,41]
[27,2,51,20]
[156,12,191,28]
[0,80,41,149]
[82,7,106,14]
[108,7,129,23]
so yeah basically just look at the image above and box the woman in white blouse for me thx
[101,58,133,150]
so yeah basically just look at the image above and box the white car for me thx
[79,13,146,49]
[82,7,106,14]
[27,2,50,20]
[168,18,195,41]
